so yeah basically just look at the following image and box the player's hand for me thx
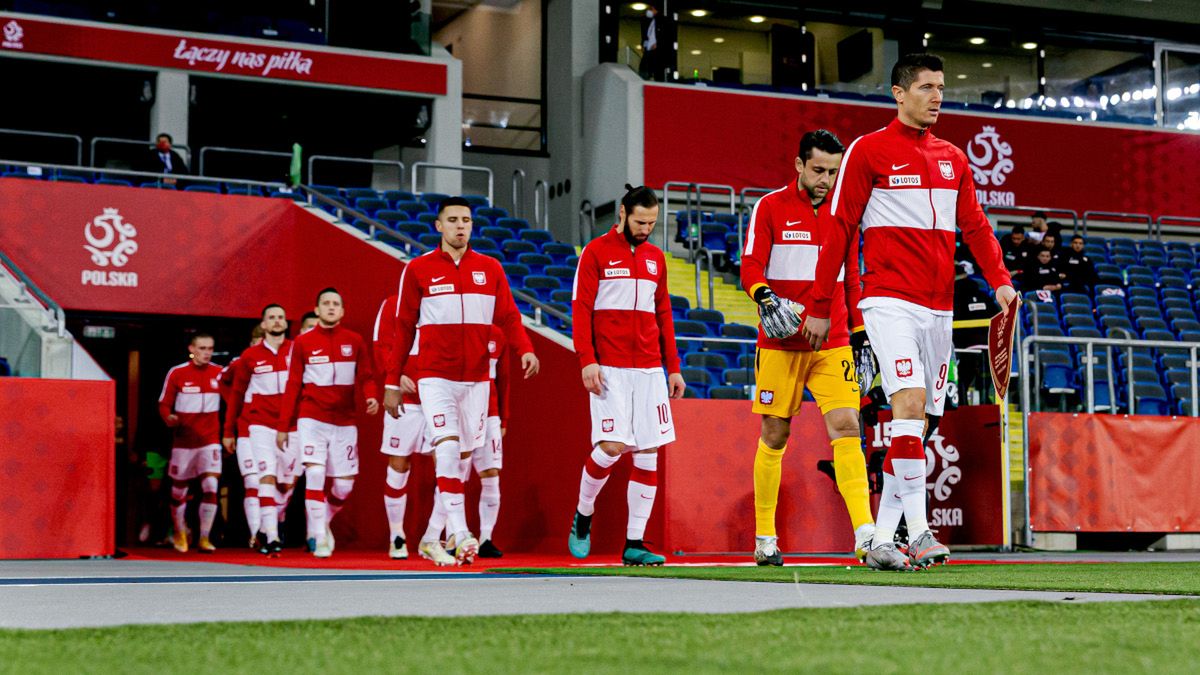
[384,388,405,419]
[801,316,831,351]
[222,437,236,455]
[754,286,803,340]
[667,372,686,399]
[501,427,508,438]
[995,284,1019,316]
[365,398,380,416]
[581,363,604,395]
[399,375,417,396]
[521,352,540,378]
[165,414,179,427]
[275,431,288,451]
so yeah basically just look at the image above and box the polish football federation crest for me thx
[390,438,400,448]
[758,390,775,405]
[646,259,658,275]
[939,160,954,180]
[84,208,138,267]
[602,419,615,433]
[895,358,914,378]
[340,344,352,357]
[473,271,487,285]
[433,414,446,428]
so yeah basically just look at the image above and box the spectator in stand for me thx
[139,133,190,182]
[1026,249,1063,293]
[1001,225,1033,281]
[638,4,667,81]
[1039,232,1062,264]
[1061,234,1098,293]
[1026,211,1048,244]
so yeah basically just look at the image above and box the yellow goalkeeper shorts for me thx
[751,346,860,418]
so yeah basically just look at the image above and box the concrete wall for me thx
[433,0,542,100]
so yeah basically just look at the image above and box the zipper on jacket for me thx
[458,261,467,382]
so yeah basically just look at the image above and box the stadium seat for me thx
[1164,297,1194,312]
[709,386,748,400]
[523,274,561,301]
[463,194,489,208]
[394,222,430,238]
[476,206,508,223]
[271,190,305,201]
[738,353,755,369]
[417,213,439,225]
[550,289,573,304]
[1132,381,1171,415]
[418,233,443,248]
[1136,317,1169,335]
[544,265,576,282]
[355,198,389,215]
[1143,329,1177,344]
[517,253,552,273]
[1167,307,1198,324]
[483,226,516,241]
[311,184,341,197]
[1064,314,1097,330]
[479,250,505,263]
[375,209,408,224]
[395,200,430,218]
[519,230,554,244]
[1172,319,1200,335]
[383,190,416,204]
[1171,383,1197,415]
[687,308,725,334]
[1161,353,1196,371]
[721,323,757,340]
[674,320,709,337]
[686,352,729,380]
[496,217,531,232]
[419,192,451,207]
[225,185,263,196]
[140,181,176,189]
[681,368,712,397]
[543,242,575,264]
[542,301,571,330]
[472,238,500,252]
[670,295,691,320]
[183,185,220,193]
[1039,351,1076,394]
[565,255,579,268]
[96,178,133,187]
[502,262,531,285]
[503,240,538,259]
[683,386,700,399]
[345,187,378,201]
[1101,316,1134,336]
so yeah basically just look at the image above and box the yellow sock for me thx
[753,439,786,538]
[832,436,873,530]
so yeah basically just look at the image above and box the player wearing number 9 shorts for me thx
[568,185,687,567]
[740,129,876,567]
[806,54,1017,570]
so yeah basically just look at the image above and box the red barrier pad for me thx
[0,378,116,558]
[1029,412,1200,532]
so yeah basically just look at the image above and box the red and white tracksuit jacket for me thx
[373,295,421,406]
[741,178,863,351]
[277,324,377,430]
[810,118,1012,319]
[487,325,510,424]
[387,247,534,387]
[159,361,224,449]
[218,356,250,437]
[572,226,681,373]
[224,339,296,437]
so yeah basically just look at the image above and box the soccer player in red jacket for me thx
[277,288,379,558]
[218,324,264,549]
[224,304,294,556]
[383,196,539,565]
[158,332,224,553]
[803,53,1017,570]
[567,185,686,566]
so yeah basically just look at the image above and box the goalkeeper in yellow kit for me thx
[739,130,875,565]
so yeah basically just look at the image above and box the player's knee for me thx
[388,455,411,473]
[260,475,276,486]
[890,388,927,419]
[243,473,260,491]
[760,415,790,449]
[825,409,860,439]
[478,468,499,478]
[597,441,624,457]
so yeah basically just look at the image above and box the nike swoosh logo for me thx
[432,276,445,282]
[903,473,923,481]
[450,501,463,507]
[893,494,901,500]
[608,260,621,265]
[640,494,655,500]
[312,349,323,355]
[785,220,803,227]
[891,163,909,170]
[661,429,671,435]
[933,396,943,404]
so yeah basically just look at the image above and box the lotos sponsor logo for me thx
[888,175,921,187]
[604,268,631,278]
[429,283,455,294]
[781,231,812,241]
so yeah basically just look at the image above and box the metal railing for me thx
[578,200,596,245]
[0,158,287,192]
[0,249,66,338]
[198,146,291,178]
[737,186,774,257]
[694,248,716,310]
[298,186,430,256]
[684,183,736,255]
[411,162,495,205]
[1,128,83,166]
[514,289,573,330]
[90,136,191,168]
[307,155,404,188]
[984,205,1079,235]
[1156,214,1200,234]
[511,169,526,219]
[533,180,549,230]
[660,182,697,251]
[1019,332,1200,545]
[1081,210,1156,239]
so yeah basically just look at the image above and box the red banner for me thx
[665,403,1006,552]
[0,378,116,559]
[0,13,446,95]
[1029,412,1200,532]
[644,84,1200,220]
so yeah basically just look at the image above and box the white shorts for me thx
[297,418,359,477]
[589,366,675,451]
[236,426,299,482]
[168,444,222,481]
[381,403,433,457]
[861,299,954,416]
[472,416,504,473]
[418,378,488,452]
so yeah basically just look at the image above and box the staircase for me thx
[662,252,758,327]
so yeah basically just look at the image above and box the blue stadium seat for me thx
[517,253,552,273]
[346,187,379,201]
[375,209,408,224]
[544,265,576,282]
[383,190,416,204]
[709,386,748,400]
[1039,351,1076,394]
[1172,319,1200,335]
[519,229,554,244]
[463,194,489,208]
[270,190,305,200]
[355,198,389,215]
[184,185,220,193]
[478,250,505,263]
[1132,381,1171,415]
[523,274,561,301]
[1171,384,1196,415]
[482,226,516,241]
[394,222,430,238]
[502,262,531,285]
[502,239,538,258]
[140,181,176,189]
[722,323,758,340]
[543,242,575,264]
[680,368,713,397]
[550,289,573,304]
[1063,314,1094,331]
[1101,316,1134,336]
[565,255,579,268]
[417,213,439,225]
[687,308,725,334]
[1136,317,1169,335]
[670,295,690,320]
[225,185,263,196]
[700,223,729,252]
[418,233,443,248]
[1163,296,1193,312]
[674,320,709,337]
[311,184,342,197]
[394,200,430,218]
[96,178,133,187]
[419,192,451,207]
[496,217,531,232]
[475,207,508,223]
[472,238,500,252]
[51,175,87,183]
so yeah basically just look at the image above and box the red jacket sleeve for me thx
[812,136,873,319]
[494,264,535,358]
[277,341,305,432]
[356,333,378,403]
[739,194,774,298]
[956,154,1014,293]
[388,264,422,389]
[372,298,393,378]
[571,243,599,368]
[158,369,177,424]
[223,350,251,438]
[843,228,865,332]
[656,253,682,374]
[495,341,511,428]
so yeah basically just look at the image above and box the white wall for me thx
[434,0,542,99]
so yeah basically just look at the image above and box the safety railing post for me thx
[738,187,773,261]
[511,169,526,219]
[1081,211,1154,241]
[0,128,84,166]
[306,155,406,190]
[578,200,595,246]
[983,205,1080,237]
[198,146,291,178]
[411,162,495,205]
[1192,347,1199,417]
[1085,343,1095,414]
[533,180,549,230]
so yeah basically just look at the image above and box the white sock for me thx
[891,418,931,539]
[327,477,354,523]
[872,472,904,546]
[170,481,188,535]
[242,474,261,538]
[424,488,448,543]
[479,475,500,542]
[383,466,410,541]
[435,441,469,540]
[304,464,327,542]
[626,452,658,540]
[259,482,279,542]
[198,475,219,538]
[577,447,620,517]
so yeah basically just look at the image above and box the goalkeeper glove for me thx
[753,286,803,340]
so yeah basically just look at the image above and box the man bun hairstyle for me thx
[892,53,945,89]
[436,196,473,216]
[799,129,844,163]
[621,184,659,213]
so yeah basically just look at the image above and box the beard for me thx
[268,328,286,337]
[622,222,647,247]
